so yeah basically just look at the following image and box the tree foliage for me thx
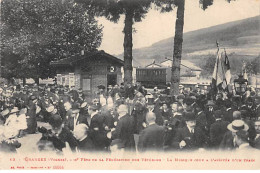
[1,0,103,80]
[246,55,260,75]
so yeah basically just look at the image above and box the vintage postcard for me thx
[0,0,260,170]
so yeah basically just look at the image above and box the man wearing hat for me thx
[87,103,110,151]
[227,120,254,150]
[171,112,208,150]
[42,114,78,152]
[65,104,88,131]
[254,96,260,120]
[209,110,229,148]
[204,100,216,134]
[223,100,235,123]
[25,95,38,134]
[253,120,260,149]
[138,112,165,152]
[109,104,135,151]
[145,95,163,126]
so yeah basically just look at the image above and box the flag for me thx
[212,49,231,92]
[222,50,231,88]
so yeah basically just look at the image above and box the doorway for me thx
[107,74,117,86]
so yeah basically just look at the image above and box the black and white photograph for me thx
[0,0,259,170]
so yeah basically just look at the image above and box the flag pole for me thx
[215,40,220,93]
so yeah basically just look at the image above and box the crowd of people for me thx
[0,82,260,154]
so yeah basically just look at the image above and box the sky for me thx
[97,0,260,55]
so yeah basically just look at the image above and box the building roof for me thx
[50,50,124,67]
[145,60,163,68]
[160,57,202,71]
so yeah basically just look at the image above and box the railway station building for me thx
[51,50,124,95]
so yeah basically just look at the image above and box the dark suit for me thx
[66,113,88,131]
[88,112,110,151]
[196,111,207,131]
[26,101,37,134]
[223,108,234,123]
[164,114,185,148]
[219,131,236,150]
[77,137,95,153]
[131,108,146,134]
[112,114,135,151]
[171,125,208,150]
[138,123,165,152]
[210,119,229,148]
[253,135,260,149]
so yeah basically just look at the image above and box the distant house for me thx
[160,58,202,78]
[51,50,123,94]
[145,60,163,68]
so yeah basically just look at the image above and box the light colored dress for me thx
[17,114,28,130]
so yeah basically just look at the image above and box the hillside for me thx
[117,15,260,67]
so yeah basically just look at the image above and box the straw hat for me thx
[227,120,249,133]
[10,107,19,114]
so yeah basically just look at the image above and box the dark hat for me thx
[78,88,83,93]
[88,103,99,111]
[97,85,105,90]
[214,110,223,119]
[183,112,196,121]
[177,94,185,100]
[240,110,248,119]
[184,97,194,106]
[49,114,63,128]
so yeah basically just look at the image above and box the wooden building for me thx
[51,50,124,94]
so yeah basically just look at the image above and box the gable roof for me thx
[51,50,124,67]
[145,60,163,68]
[160,58,202,71]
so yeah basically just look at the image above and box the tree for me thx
[0,0,103,83]
[155,0,235,95]
[77,0,162,84]
[246,55,260,76]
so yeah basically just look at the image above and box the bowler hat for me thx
[183,112,196,121]
[97,85,105,90]
[177,94,185,100]
[214,110,223,119]
[49,114,63,128]
[88,103,99,111]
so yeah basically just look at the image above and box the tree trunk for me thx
[171,0,185,96]
[22,77,26,86]
[34,78,39,85]
[123,9,134,84]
